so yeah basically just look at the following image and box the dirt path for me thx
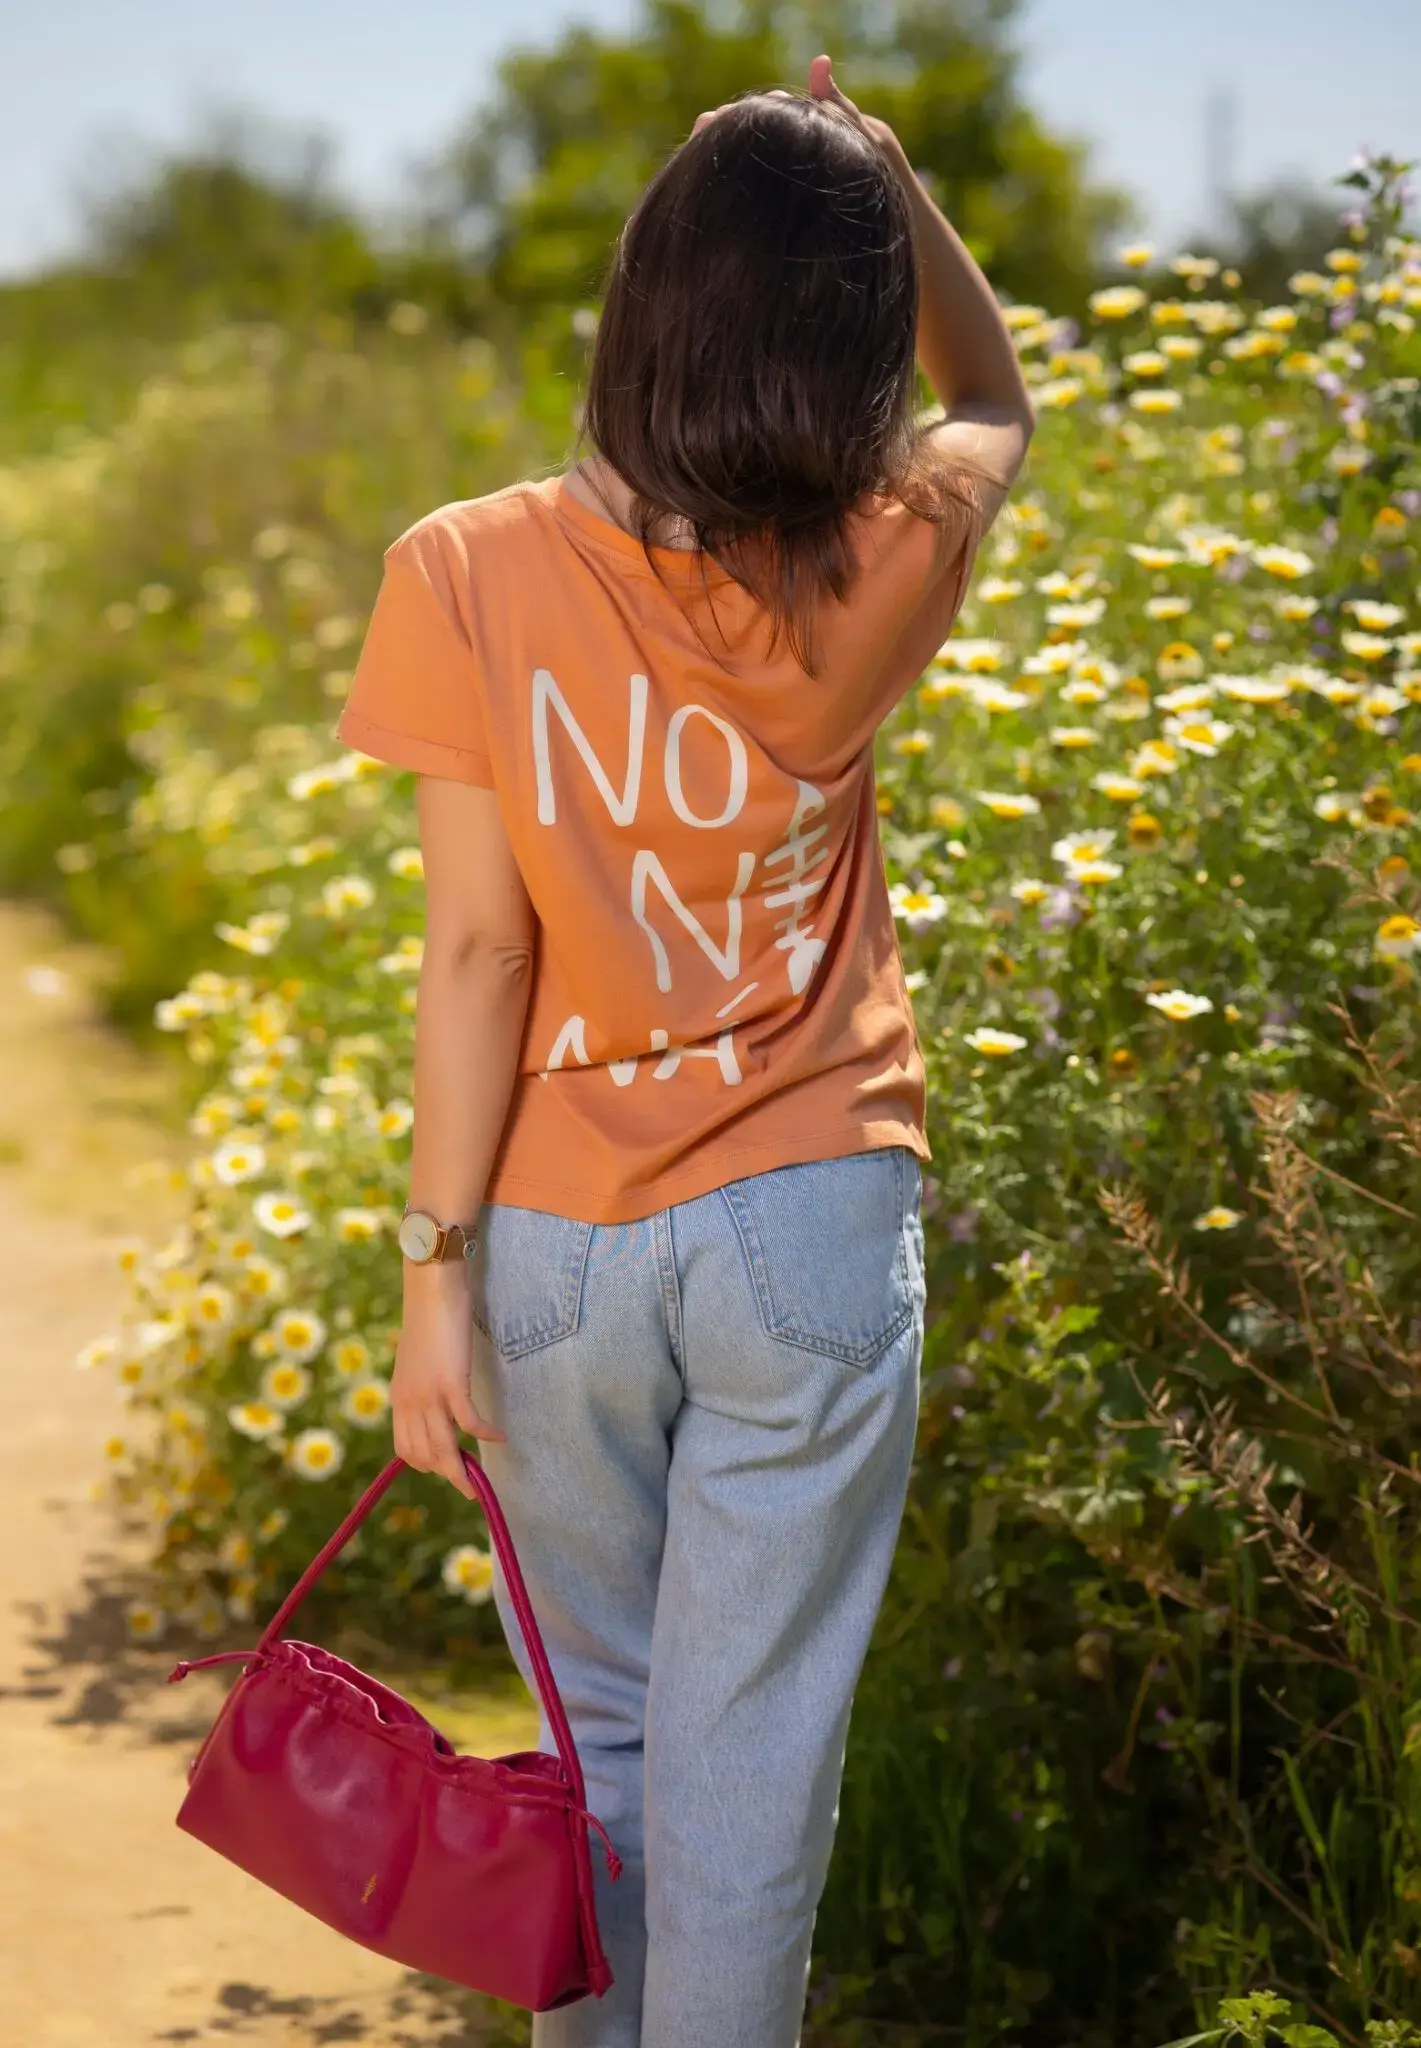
[0,900,525,2047]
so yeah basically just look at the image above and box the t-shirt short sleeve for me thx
[333,530,495,787]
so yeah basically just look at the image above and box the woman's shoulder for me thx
[384,479,555,564]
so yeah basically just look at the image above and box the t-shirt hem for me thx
[483,1120,932,1225]
[335,711,496,787]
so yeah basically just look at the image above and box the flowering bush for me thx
[4,146,1419,2043]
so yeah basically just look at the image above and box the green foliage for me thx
[429,0,1125,342]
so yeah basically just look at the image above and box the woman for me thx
[335,52,1033,2048]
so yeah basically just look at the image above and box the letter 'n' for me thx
[533,668,648,826]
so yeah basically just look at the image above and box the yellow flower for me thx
[1130,388,1182,414]
[125,1601,168,1643]
[271,1309,327,1361]
[1324,248,1363,274]
[1108,1048,1138,1077]
[1034,377,1085,410]
[289,1428,345,1481]
[228,1399,285,1441]
[254,1190,312,1237]
[977,577,1023,603]
[1194,1207,1243,1231]
[1340,631,1393,662]
[1150,299,1191,327]
[1011,879,1050,906]
[1163,714,1234,757]
[1128,811,1163,848]
[930,796,967,829]
[1062,679,1107,706]
[975,791,1041,819]
[261,1361,312,1410]
[1342,600,1404,632]
[1072,858,1122,885]
[1146,989,1213,1021]
[1052,830,1116,867]
[341,1378,393,1430]
[1289,271,1329,297]
[1372,506,1408,542]
[1159,335,1202,361]
[1118,244,1153,268]
[1156,642,1204,682]
[1093,772,1145,802]
[1090,285,1148,320]
[891,729,933,755]
[1375,915,1421,959]
[1130,741,1181,779]
[335,1207,385,1243]
[212,1136,267,1184]
[328,1338,372,1381]
[1252,545,1313,580]
[1256,306,1297,333]
[376,1099,414,1138]
[74,1334,120,1373]
[1123,349,1169,377]
[1049,727,1099,749]
[963,1028,1029,1056]
[442,1544,496,1604]
[1146,595,1191,620]
[1279,350,1324,378]
[190,1283,236,1329]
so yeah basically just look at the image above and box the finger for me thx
[425,1405,478,1499]
[808,52,833,97]
[401,1409,434,1474]
[446,1373,506,1445]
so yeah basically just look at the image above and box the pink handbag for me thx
[165,1449,620,2011]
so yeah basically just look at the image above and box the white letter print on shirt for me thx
[760,779,828,994]
[532,667,647,825]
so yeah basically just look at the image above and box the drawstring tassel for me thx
[167,1650,263,1683]
[575,1806,623,1881]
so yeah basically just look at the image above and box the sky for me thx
[0,0,1416,280]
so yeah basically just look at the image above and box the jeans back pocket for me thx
[720,1147,922,1369]
[469,1203,595,1359]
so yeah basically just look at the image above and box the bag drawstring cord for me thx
[167,1652,622,1880]
[168,1651,263,1681]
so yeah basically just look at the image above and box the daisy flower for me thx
[443,1545,496,1604]
[963,1028,1028,1056]
[289,1428,345,1481]
[975,791,1041,819]
[1146,989,1214,1021]
[888,884,948,933]
[254,1190,313,1237]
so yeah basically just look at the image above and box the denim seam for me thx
[654,1208,686,1382]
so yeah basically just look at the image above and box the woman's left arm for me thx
[391,774,537,1497]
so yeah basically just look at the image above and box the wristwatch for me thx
[398,1205,479,1266]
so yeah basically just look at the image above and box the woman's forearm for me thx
[882,137,1033,423]
[404,944,532,1278]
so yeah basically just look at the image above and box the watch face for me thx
[398,1211,439,1262]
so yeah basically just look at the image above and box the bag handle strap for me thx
[252,1452,590,1816]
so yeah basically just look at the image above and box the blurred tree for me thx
[420,0,1129,326]
[1193,179,1348,303]
[73,114,382,327]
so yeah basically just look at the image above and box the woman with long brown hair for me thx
[337,52,1033,2048]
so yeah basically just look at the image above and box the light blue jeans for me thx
[465,1146,926,2048]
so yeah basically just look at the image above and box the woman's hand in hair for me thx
[805,53,902,158]
[689,56,901,161]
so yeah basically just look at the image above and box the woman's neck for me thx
[564,455,700,550]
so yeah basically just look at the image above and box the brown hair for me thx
[571,87,974,678]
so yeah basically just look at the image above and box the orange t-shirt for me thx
[334,469,986,1224]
